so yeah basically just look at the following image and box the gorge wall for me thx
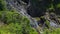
[26,0,60,17]
[6,0,60,17]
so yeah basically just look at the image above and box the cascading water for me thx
[5,0,60,34]
[5,0,39,31]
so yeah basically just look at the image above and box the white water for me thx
[50,20,60,28]
[5,0,39,28]
[5,0,60,29]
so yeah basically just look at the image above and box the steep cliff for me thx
[0,0,60,34]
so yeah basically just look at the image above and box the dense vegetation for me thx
[0,0,38,34]
[0,0,60,34]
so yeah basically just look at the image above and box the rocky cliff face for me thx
[27,0,60,17]
[5,0,60,34]
[6,0,60,17]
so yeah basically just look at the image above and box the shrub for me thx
[0,0,7,11]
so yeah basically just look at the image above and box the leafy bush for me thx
[0,11,20,24]
[0,0,7,11]
[0,10,38,34]
[0,11,38,34]
[0,23,38,34]
[0,0,38,34]
[43,28,60,34]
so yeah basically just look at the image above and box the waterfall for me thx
[5,0,39,29]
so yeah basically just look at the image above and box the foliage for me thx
[0,0,60,34]
[43,28,60,34]
[0,0,38,34]
[0,0,7,11]
[0,11,20,24]
[0,10,38,34]
[45,20,50,28]
[0,23,38,34]
[57,4,60,8]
